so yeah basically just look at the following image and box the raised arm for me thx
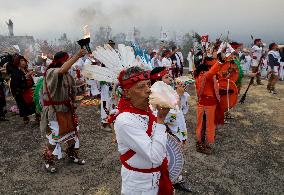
[205,60,222,78]
[156,44,165,57]
[58,49,87,75]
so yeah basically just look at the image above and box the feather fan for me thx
[82,44,143,83]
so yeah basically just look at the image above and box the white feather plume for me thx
[82,44,142,83]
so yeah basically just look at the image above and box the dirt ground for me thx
[0,77,283,195]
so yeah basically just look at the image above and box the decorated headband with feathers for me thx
[82,44,149,84]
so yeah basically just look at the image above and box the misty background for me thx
[0,0,284,44]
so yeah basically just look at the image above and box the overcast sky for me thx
[0,0,283,44]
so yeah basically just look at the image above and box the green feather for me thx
[234,58,243,85]
[33,77,44,113]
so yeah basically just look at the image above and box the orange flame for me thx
[41,53,47,59]
[83,25,90,39]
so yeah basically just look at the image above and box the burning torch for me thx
[77,25,92,54]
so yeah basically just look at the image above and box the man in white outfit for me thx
[114,66,173,195]
[251,39,264,85]
[176,49,184,76]
[187,48,194,77]
[240,49,252,75]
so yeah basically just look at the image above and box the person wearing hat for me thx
[41,49,87,173]
[114,66,173,195]
[251,39,264,85]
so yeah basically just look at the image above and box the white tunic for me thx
[176,51,184,64]
[251,45,263,67]
[180,92,190,115]
[241,55,252,74]
[187,51,194,72]
[161,58,172,68]
[114,112,167,194]
[83,59,100,96]
[164,92,189,142]
[100,84,110,122]
[151,57,162,67]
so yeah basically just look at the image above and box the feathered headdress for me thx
[131,43,152,70]
[82,44,146,84]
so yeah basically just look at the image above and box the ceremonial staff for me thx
[239,35,264,104]
[239,53,264,104]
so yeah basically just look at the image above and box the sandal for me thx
[42,147,56,173]
[44,163,57,173]
[66,145,86,165]
[69,156,86,165]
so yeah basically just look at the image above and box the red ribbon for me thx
[150,68,168,81]
[118,98,173,195]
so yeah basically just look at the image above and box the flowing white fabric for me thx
[47,121,80,159]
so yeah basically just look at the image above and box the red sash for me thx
[43,100,68,106]
[119,101,173,195]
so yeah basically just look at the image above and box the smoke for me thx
[74,0,138,31]
[0,0,284,43]
[75,2,106,27]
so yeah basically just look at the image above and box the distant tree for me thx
[38,40,57,55]
[181,33,193,67]
[61,40,80,55]
[58,33,68,43]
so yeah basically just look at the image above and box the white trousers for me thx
[279,62,284,80]
[121,186,158,195]
[86,79,100,96]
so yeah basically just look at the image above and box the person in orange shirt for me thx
[194,52,225,154]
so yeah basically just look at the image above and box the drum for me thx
[167,134,184,182]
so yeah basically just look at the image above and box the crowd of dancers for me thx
[0,36,283,194]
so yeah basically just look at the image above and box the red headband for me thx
[231,44,241,50]
[150,69,168,81]
[118,70,151,89]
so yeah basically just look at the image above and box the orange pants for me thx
[196,104,216,144]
